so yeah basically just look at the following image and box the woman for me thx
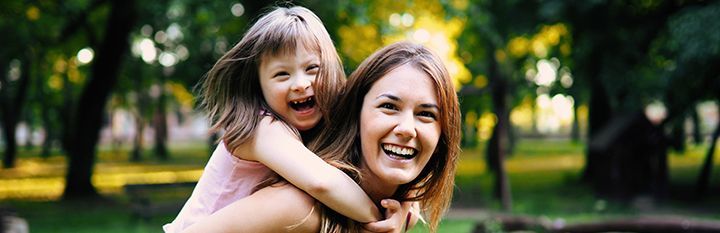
[183,42,461,233]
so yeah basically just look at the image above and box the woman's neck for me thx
[359,165,398,204]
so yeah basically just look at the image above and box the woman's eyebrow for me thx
[377,94,439,109]
[420,103,439,110]
[376,93,400,101]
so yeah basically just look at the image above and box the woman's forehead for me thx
[365,64,438,104]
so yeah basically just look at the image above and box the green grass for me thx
[5,199,174,233]
[2,139,720,233]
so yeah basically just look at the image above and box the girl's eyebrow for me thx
[263,60,288,72]
[303,55,320,64]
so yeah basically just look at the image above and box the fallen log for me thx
[473,215,720,233]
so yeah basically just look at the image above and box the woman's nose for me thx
[394,112,417,139]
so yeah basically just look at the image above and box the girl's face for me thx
[359,64,441,188]
[258,46,322,131]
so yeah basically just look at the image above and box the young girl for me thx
[163,6,384,232]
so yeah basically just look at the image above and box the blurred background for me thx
[1,0,719,232]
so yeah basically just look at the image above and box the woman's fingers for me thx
[362,199,403,233]
[363,219,395,233]
[381,199,401,214]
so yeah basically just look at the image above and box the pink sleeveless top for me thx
[163,141,272,232]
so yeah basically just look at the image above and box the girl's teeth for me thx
[292,97,311,105]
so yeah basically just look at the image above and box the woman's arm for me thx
[181,184,320,233]
[238,117,381,223]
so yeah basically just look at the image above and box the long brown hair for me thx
[196,6,345,152]
[309,42,461,232]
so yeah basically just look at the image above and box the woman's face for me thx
[359,64,441,187]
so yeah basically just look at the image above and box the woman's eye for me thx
[379,103,397,110]
[418,111,437,119]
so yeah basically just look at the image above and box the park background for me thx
[1,0,720,232]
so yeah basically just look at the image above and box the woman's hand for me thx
[362,199,409,233]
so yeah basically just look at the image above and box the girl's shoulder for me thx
[234,115,302,161]
[255,115,301,141]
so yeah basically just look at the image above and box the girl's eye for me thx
[274,71,290,78]
[379,103,397,110]
[306,64,320,72]
[418,111,437,120]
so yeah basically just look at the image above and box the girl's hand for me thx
[362,199,404,233]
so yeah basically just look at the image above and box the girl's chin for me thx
[295,117,320,129]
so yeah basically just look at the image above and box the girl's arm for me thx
[182,184,320,233]
[238,117,381,223]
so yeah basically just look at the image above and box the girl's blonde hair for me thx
[197,6,345,152]
[309,42,461,232]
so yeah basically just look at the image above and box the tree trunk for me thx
[63,0,135,200]
[669,117,686,152]
[582,66,612,183]
[696,116,720,196]
[459,107,473,148]
[37,53,53,159]
[571,100,581,142]
[40,109,53,158]
[1,56,31,168]
[60,72,75,154]
[131,111,145,162]
[130,89,148,162]
[485,44,511,211]
[130,61,146,162]
[691,107,703,145]
[507,120,516,156]
[24,121,33,150]
[153,74,168,160]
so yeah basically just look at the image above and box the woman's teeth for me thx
[382,144,416,159]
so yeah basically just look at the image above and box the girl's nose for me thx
[291,75,312,92]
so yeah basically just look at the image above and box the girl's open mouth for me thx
[289,96,315,112]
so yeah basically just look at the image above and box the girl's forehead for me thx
[259,45,321,63]
[260,40,320,59]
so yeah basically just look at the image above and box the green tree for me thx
[662,1,720,196]
[63,0,137,199]
[552,0,716,198]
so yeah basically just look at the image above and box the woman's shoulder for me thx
[186,183,321,233]
[257,183,316,208]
